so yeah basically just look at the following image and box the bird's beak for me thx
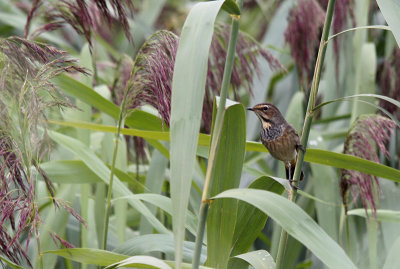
[246,107,254,111]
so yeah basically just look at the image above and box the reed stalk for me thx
[102,87,130,250]
[275,0,337,267]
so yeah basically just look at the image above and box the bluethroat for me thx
[248,103,304,187]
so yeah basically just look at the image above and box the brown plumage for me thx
[248,103,304,186]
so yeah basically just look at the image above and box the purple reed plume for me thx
[25,0,134,45]
[120,26,284,133]
[0,138,32,267]
[50,232,76,249]
[285,0,325,85]
[341,115,396,217]
[125,30,177,127]
[378,48,400,121]
[331,0,355,77]
[0,37,87,266]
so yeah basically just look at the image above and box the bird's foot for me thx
[289,179,299,190]
[296,144,306,153]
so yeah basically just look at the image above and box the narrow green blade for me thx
[52,74,169,156]
[47,130,169,234]
[348,209,400,222]
[0,255,24,269]
[113,234,207,264]
[105,256,171,269]
[34,185,77,268]
[43,248,128,266]
[50,120,400,182]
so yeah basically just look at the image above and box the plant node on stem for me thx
[275,0,336,268]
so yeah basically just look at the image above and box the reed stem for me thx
[102,87,130,250]
[275,0,336,268]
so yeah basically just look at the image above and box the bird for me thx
[247,103,304,188]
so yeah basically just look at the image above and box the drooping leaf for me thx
[43,248,128,267]
[105,255,171,269]
[47,130,169,234]
[44,248,211,269]
[228,176,285,268]
[232,250,275,269]
[347,209,400,222]
[221,0,240,15]
[213,189,357,269]
[0,254,24,269]
[40,160,101,184]
[33,185,77,268]
[50,119,400,183]
[52,74,169,157]
[113,234,207,264]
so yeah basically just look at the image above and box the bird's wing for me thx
[286,124,304,152]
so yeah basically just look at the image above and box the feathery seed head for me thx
[378,48,400,121]
[122,26,284,133]
[26,0,134,45]
[332,0,355,75]
[341,115,396,217]
[0,37,86,266]
[284,0,325,83]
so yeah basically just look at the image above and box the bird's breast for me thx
[261,125,282,141]
[261,128,297,162]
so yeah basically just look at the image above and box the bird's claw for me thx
[296,144,306,153]
[289,179,299,190]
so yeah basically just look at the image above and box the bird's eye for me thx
[263,106,269,111]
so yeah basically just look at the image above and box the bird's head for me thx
[247,103,284,129]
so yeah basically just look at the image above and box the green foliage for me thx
[44,249,128,267]
[213,189,357,269]
[205,103,246,268]
[228,176,285,268]
[377,0,400,47]
[1,0,400,269]
[232,250,276,269]
[168,2,227,266]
